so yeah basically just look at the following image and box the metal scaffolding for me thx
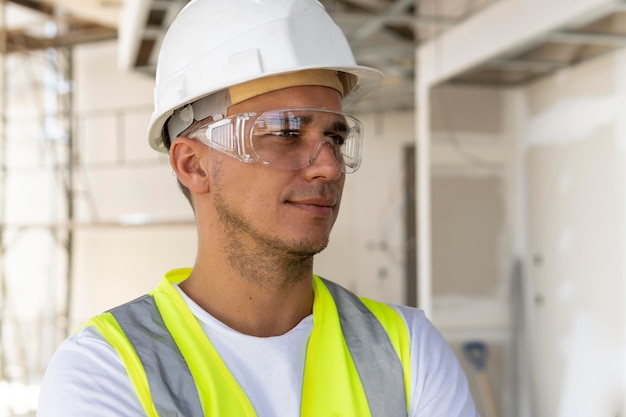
[0,3,116,415]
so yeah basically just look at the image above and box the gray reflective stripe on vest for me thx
[110,280,407,417]
[110,295,204,417]
[321,278,408,417]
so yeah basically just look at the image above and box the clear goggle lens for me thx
[188,108,364,174]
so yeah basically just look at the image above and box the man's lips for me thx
[283,183,341,217]
[290,197,337,206]
[286,197,337,216]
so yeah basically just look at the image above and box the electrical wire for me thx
[430,0,503,172]
[432,87,503,171]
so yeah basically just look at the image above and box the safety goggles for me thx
[186,108,364,174]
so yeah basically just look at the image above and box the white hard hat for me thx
[147,0,384,152]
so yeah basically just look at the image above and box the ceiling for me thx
[0,0,502,113]
[4,0,626,113]
[316,0,501,111]
[448,2,626,86]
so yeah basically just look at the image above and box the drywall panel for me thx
[74,165,190,222]
[430,85,505,134]
[431,176,504,297]
[526,53,618,116]
[525,50,626,417]
[429,173,511,348]
[74,41,155,112]
[527,126,625,417]
[71,227,197,324]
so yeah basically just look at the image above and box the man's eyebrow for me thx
[278,112,349,132]
[331,120,349,132]
[291,114,312,124]
[297,113,348,130]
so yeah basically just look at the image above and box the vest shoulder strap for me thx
[94,294,204,417]
[320,278,408,417]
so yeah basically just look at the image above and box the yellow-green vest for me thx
[87,269,411,416]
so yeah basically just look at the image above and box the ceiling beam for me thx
[0,1,118,52]
[547,30,626,46]
[7,0,55,15]
[3,23,117,53]
[485,57,569,72]
[349,0,415,41]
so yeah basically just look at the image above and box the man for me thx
[38,0,478,416]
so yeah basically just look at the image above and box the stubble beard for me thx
[211,173,331,288]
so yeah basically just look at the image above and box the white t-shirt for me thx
[38,283,478,417]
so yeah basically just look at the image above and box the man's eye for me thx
[271,130,301,138]
[328,133,346,145]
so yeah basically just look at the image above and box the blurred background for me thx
[0,0,625,415]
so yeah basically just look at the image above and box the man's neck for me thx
[179,260,315,337]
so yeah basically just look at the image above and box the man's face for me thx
[205,85,346,260]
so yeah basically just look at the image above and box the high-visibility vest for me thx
[86,268,411,417]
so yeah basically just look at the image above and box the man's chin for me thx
[287,239,329,258]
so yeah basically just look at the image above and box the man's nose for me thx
[306,138,344,179]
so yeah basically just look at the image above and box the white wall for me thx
[426,84,516,417]
[416,0,626,414]
[524,50,626,417]
[421,45,626,417]
[417,50,626,416]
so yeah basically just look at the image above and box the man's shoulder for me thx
[38,326,144,416]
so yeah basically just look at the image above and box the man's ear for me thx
[169,137,210,194]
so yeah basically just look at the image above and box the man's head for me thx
[147,0,383,265]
